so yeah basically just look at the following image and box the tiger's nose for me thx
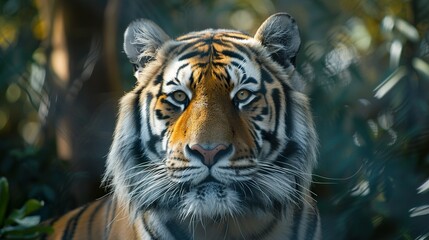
[187,144,231,167]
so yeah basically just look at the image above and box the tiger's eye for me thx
[236,89,251,101]
[172,91,187,103]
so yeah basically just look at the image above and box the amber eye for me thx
[172,90,188,103]
[235,89,251,102]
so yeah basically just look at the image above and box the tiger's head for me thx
[104,13,317,221]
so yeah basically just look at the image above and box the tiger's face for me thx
[106,13,317,221]
[157,35,286,217]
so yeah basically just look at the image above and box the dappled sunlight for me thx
[410,205,429,217]
[418,179,429,194]
[350,180,370,197]
[50,10,69,87]
[300,0,429,238]
[374,67,407,99]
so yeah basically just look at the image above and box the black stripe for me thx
[212,70,229,85]
[211,38,231,47]
[62,204,90,240]
[284,87,294,138]
[189,73,195,87]
[251,122,261,131]
[280,140,300,163]
[251,115,263,121]
[87,197,109,240]
[222,50,245,62]
[179,51,201,61]
[261,68,274,83]
[142,214,159,240]
[175,63,189,79]
[132,89,146,163]
[304,208,319,240]
[271,88,281,133]
[146,135,161,156]
[162,44,180,60]
[104,198,117,240]
[291,207,304,240]
[261,130,279,153]
[155,109,169,120]
[242,77,257,85]
[251,130,262,152]
[248,217,278,239]
[103,198,113,240]
[166,80,178,86]
[154,74,164,85]
[177,41,203,55]
[222,33,250,40]
[230,61,246,72]
[144,92,154,137]
[165,220,191,240]
[232,42,253,60]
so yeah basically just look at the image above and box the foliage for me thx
[297,0,429,238]
[0,177,53,240]
[0,0,73,219]
[0,142,72,218]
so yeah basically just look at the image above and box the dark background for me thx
[1,0,428,239]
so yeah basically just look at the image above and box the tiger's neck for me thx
[137,208,296,240]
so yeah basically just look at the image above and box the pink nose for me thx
[189,144,228,166]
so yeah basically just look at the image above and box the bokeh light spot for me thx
[230,10,254,32]
[0,109,9,130]
[6,83,22,103]
[20,121,41,144]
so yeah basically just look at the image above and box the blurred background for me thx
[0,0,428,239]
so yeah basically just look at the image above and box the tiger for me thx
[46,12,320,240]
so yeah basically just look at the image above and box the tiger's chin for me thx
[179,181,243,220]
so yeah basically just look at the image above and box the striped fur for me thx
[48,13,321,239]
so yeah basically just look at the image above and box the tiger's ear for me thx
[254,13,301,68]
[124,19,170,71]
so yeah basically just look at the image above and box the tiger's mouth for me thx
[164,143,259,218]
[198,175,220,185]
[180,178,242,219]
[187,175,228,200]
[192,181,226,198]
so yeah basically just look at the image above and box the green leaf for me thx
[21,200,43,216]
[0,224,53,239]
[4,232,39,240]
[0,177,9,226]
[13,216,40,227]
[5,199,43,225]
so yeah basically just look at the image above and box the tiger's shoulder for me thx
[46,196,146,240]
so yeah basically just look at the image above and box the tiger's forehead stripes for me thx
[173,31,255,68]
[162,31,261,97]
[176,30,252,42]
